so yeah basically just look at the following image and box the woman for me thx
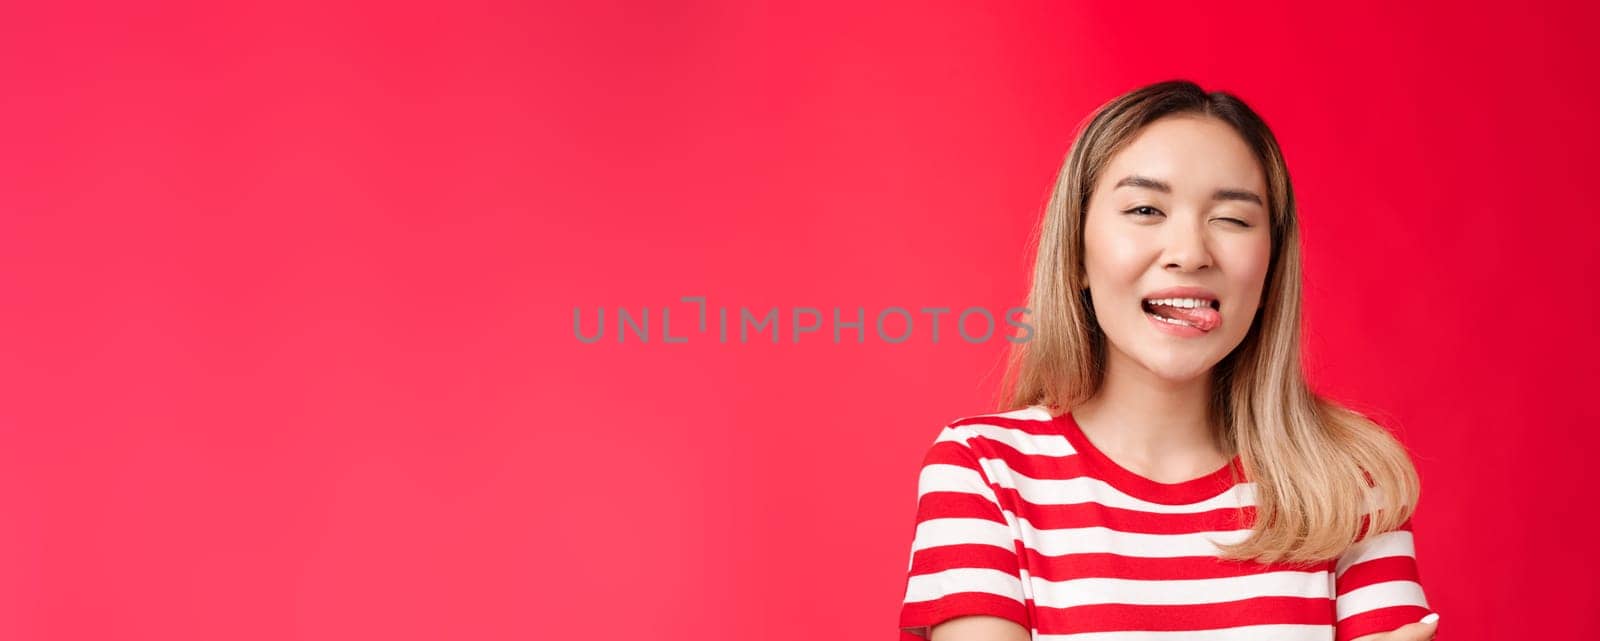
[897,80,1441,641]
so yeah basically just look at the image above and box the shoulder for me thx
[921,404,1070,459]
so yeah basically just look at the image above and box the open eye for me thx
[1124,206,1164,217]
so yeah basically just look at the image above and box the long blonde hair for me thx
[998,79,1420,564]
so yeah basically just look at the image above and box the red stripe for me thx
[1336,605,1431,641]
[992,485,1254,533]
[915,490,1007,523]
[949,414,1071,436]
[1031,596,1335,633]
[1020,549,1334,582]
[927,432,1252,532]
[917,453,1252,535]
[899,592,1030,636]
[909,543,1023,577]
[950,424,1244,504]
[1337,555,1419,593]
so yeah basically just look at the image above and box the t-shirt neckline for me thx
[1048,406,1243,504]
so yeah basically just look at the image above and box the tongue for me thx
[1150,303,1222,331]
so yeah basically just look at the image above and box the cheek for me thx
[1082,225,1147,283]
[1226,236,1274,301]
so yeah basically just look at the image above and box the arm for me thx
[929,615,1031,641]
[1350,613,1439,641]
[898,425,1032,640]
[1334,516,1435,641]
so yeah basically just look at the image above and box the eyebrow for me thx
[1113,175,1264,206]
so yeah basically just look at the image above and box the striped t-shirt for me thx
[898,405,1432,641]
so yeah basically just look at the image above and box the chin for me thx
[1138,356,1217,383]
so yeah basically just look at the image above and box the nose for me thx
[1162,218,1214,272]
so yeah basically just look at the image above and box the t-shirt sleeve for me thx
[1333,516,1434,641]
[897,425,1030,640]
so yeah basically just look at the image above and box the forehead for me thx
[1098,115,1266,197]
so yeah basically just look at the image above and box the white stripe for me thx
[912,503,1258,563]
[1335,530,1416,577]
[961,406,1056,422]
[1012,516,1255,558]
[903,567,1025,604]
[1028,571,1332,609]
[1035,624,1332,641]
[916,463,1000,502]
[937,422,1079,457]
[976,456,1255,514]
[910,517,1016,554]
[1337,580,1428,617]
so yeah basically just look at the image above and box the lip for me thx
[1145,309,1212,337]
[1141,286,1220,305]
[1141,285,1221,338]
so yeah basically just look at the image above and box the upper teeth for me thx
[1146,297,1213,308]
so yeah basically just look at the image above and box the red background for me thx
[2,2,1596,640]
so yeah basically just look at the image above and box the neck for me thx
[1069,346,1225,471]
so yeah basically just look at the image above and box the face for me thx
[1082,114,1274,383]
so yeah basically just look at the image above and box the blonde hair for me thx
[997,79,1420,564]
